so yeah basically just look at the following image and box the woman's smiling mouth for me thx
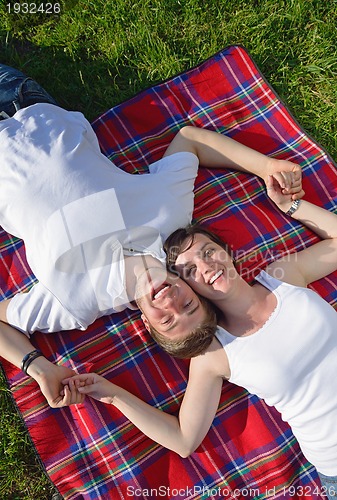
[208,270,223,285]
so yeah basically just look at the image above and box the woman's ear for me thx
[141,313,151,332]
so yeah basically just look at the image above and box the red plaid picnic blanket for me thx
[1,45,336,500]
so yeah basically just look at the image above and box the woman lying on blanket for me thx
[64,180,337,498]
[0,62,304,408]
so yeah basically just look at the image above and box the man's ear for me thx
[141,313,151,332]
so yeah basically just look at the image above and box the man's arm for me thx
[164,126,304,198]
[2,283,86,333]
[0,298,10,323]
[0,321,82,407]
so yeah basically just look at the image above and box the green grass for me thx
[0,0,336,498]
[0,375,58,499]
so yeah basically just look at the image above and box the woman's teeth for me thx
[209,270,223,285]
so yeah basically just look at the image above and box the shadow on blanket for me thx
[1,45,336,500]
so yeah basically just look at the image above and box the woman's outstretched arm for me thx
[63,340,224,457]
[266,174,337,285]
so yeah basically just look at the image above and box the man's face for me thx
[136,265,206,338]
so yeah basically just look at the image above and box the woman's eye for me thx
[205,248,215,258]
[162,317,172,325]
[184,300,193,309]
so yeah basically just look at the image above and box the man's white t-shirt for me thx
[0,104,199,334]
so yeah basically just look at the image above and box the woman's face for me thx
[174,233,238,301]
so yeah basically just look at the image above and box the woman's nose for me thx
[197,259,212,278]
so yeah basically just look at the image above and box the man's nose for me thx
[161,287,181,311]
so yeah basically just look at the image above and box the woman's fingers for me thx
[62,379,85,405]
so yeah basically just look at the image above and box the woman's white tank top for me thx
[215,270,337,475]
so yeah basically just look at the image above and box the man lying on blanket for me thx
[0,63,303,407]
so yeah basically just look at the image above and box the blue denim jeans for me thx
[318,472,337,499]
[0,63,57,119]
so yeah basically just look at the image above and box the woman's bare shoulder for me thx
[190,336,230,380]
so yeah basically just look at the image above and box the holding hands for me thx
[36,363,86,408]
[265,158,304,202]
[265,160,304,212]
[62,373,115,406]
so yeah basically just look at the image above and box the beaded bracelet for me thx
[21,349,43,375]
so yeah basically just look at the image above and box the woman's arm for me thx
[266,175,337,285]
[64,345,224,457]
[164,126,303,198]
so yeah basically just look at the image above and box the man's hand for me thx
[0,321,83,407]
[29,359,85,408]
[265,158,305,200]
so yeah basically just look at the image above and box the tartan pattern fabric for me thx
[1,45,336,499]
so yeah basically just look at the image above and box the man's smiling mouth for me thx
[152,283,171,301]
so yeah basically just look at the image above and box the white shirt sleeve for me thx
[7,282,87,335]
[148,151,199,176]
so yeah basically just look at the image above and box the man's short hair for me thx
[146,295,217,359]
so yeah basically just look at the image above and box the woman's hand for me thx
[62,373,115,405]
